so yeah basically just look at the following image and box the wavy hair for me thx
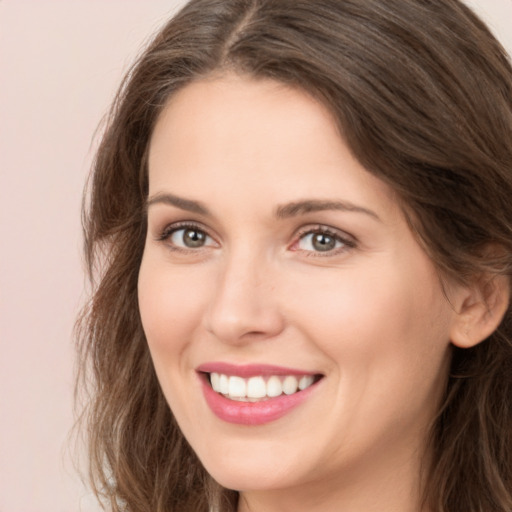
[76,1,512,510]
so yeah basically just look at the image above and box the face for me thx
[138,74,460,503]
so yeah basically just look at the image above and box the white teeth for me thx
[219,373,229,394]
[210,372,220,391]
[299,375,314,390]
[282,375,298,395]
[228,376,246,397]
[266,376,282,397]
[247,376,266,398]
[208,372,317,401]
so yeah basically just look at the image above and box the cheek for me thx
[137,254,210,361]
[286,255,452,393]
[294,263,452,450]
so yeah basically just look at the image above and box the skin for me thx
[138,74,472,512]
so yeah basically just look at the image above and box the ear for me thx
[450,273,510,349]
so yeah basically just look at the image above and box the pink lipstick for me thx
[197,363,322,425]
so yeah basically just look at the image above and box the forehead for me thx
[147,73,398,221]
[149,74,338,168]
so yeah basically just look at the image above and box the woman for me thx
[77,0,512,511]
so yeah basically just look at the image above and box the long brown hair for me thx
[77,1,512,510]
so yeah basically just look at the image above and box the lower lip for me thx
[200,376,319,425]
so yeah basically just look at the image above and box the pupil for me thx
[313,233,335,251]
[184,229,205,248]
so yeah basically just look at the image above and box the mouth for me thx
[196,363,324,425]
[205,372,322,402]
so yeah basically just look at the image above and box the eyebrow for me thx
[146,192,210,215]
[275,199,381,221]
[146,192,380,222]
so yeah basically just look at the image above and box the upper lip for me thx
[196,362,319,378]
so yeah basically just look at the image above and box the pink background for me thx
[0,1,510,511]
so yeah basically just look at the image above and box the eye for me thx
[158,223,216,250]
[171,227,209,248]
[293,227,355,255]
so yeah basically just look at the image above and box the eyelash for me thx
[156,221,356,256]
[156,222,217,252]
[292,225,356,257]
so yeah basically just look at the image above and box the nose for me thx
[203,250,285,345]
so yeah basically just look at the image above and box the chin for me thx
[199,449,300,492]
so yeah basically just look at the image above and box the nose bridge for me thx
[204,244,284,343]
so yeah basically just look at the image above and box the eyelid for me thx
[290,224,357,255]
[153,220,356,256]
[156,220,218,248]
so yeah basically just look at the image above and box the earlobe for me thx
[450,274,510,349]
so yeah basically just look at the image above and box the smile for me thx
[197,363,323,425]
[208,373,316,401]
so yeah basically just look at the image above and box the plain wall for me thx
[0,1,511,511]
